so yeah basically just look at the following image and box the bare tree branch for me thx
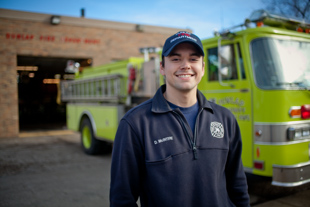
[261,0,310,21]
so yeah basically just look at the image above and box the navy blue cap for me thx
[162,31,204,57]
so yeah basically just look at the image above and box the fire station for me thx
[0,8,190,138]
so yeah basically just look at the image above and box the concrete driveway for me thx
[0,130,111,207]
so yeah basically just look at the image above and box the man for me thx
[110,31,250,207]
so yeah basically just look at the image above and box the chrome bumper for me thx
[272,161,310,187]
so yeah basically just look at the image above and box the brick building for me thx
[0,8,190,138]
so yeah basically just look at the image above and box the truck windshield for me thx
[251,38,310,90]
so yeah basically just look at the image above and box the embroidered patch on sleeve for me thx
[210,122,224,138]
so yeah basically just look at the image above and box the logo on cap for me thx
[170,31,197,43]
[178,32,190,37]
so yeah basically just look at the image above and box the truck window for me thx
[251,38,310,90]
[207,44,238,81]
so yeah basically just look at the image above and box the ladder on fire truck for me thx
[61,74,125,102]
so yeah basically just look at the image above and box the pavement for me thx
[0,129,310,207]
[0,130,112,207]
[253,189,310,207]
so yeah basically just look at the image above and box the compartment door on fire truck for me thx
[198,41,253,171]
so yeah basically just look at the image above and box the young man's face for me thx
[160,42,205,94]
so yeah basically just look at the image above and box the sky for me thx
[0,0,265,39]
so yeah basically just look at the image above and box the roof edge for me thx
[0,8,191,34]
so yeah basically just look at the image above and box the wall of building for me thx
[0,9,190,138]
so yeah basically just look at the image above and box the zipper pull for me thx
[193,146,198,160]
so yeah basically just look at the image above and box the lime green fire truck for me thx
[61,10,310,187]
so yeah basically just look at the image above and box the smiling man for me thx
[110,31,250,207]
[160,42,204,107]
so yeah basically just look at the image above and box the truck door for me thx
[198,41,253,171]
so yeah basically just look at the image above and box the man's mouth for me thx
[176,74,193,78]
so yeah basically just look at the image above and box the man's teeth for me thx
[178,75,192,78]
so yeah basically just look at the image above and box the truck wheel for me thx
[80,118,103,155]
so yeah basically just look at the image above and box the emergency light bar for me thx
[248,9,310,32]
[215,9,310,37]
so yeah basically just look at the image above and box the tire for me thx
[80,118,105,155]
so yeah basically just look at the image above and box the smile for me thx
[177,74,193,78]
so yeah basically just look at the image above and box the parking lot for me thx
[0,130,309,207]
[0,130,111,207]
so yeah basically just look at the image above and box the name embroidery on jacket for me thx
[154,136,173,145]
[210,122,224,138]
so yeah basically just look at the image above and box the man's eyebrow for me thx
[190,52,201,56]
[168,52,201,57]
[168,52,181,57]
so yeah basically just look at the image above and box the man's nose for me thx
[181,60,191,69]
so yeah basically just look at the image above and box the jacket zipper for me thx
[193,108,203,159]
[172,108,203,160]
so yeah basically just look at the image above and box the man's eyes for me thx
[169,56,180,61]
[170,57,199,61]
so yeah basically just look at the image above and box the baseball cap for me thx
[162,31,204,57]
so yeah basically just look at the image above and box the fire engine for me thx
[61,10,310,187]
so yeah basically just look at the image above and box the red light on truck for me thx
[297,27,303,32]
[256,21,264,27]
[289,106,301,118]
[301,105,310,119]
[255,130,262,137]
[256,147,260,158]
[254,161,264,170]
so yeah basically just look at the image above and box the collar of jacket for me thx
[151,84,214,114]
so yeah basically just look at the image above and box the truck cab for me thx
[199,10,310,187]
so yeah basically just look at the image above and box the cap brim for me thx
[162,39,204,56]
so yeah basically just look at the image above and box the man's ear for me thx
[202,61,205,75]
[160,61,165,76]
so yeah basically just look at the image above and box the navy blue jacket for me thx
[110,85,250,207]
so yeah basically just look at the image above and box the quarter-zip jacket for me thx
[110,85,250,207]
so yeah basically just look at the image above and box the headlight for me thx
[287,125,310,141]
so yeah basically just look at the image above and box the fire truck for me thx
[61,10,310,187]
